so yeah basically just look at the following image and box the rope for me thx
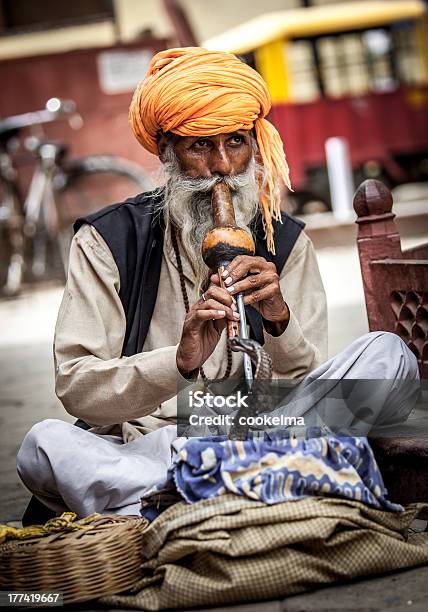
[0,512,101,544]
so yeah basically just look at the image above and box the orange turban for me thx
[129,47,291,254]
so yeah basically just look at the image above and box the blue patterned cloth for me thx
[140,434,402,518]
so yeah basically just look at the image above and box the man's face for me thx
[157,128,262,297]
[158,130,254,178]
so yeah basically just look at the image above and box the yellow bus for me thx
[204,1,428,211]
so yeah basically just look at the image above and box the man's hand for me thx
[210,255,290,336]
[176,285,240,376]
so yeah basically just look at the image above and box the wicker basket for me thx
[0,515,148,604]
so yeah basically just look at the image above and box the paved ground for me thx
[1,215,428,610]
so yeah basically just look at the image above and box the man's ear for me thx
[157,132,170,161]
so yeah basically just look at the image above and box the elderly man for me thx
[17,47,419,521]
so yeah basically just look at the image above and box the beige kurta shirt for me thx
[54,220,327,442]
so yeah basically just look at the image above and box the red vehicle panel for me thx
[270,86,428,189]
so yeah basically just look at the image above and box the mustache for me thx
[174,171,256,194]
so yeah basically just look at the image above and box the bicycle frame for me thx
[0,145,25,294]
[26,155,57,228]
[0,99,79,293]
[23,143,65,277]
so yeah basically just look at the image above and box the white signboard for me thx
[97,49,153,95]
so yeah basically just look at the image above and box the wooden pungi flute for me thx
[201,182,256,390]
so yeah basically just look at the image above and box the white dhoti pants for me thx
[17,332,421,518]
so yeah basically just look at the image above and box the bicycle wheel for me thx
[53,155,153,276]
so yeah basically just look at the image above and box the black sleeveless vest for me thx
[74,189,304,357]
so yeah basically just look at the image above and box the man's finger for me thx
[196,298,239,321]
[242,285,277,305]
[209,272,221,285]
[195,309,227,321]
[200,286,235,308]
[221,255,271,283]
[224,270,277,296]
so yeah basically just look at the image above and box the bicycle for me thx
[0,98,152,295]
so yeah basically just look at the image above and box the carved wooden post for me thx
[354,178,428,378]
[354,188,428,509]
[353,179,402,331]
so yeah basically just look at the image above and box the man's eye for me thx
[193,139,211,148]
[229,135,244,145]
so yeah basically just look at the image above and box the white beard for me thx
[156,145,265,297]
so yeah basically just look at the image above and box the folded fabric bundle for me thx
[140,434,402,520]
[100,495,428,611]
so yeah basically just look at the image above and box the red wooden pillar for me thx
[354,179,402,330]
[353,179,428,378]
[355,181,428,509]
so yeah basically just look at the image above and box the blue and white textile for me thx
[141,435,402,516]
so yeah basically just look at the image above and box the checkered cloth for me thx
[100,496,428,610]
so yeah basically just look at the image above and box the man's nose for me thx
[209,145,232,176]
